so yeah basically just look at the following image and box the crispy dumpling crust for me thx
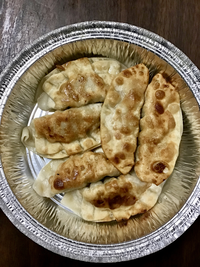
[101,64,149,174]
[61,171,164,222]
[34,106,100,143]
[134,73,183,185]
[21,104,101,158]
[37,57,125,111]
[33,151,120,198]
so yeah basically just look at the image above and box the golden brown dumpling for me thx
[101,64,149,174]
[37,57,125,111]
[134,73,183,185]
[61,170,164,222]
[33,151,120,198]
[21,104,101,158]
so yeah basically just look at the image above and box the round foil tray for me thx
[0,21,200,263]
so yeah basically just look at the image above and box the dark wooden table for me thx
[0,0,200,266]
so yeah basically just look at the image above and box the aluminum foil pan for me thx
[0,21,200,263]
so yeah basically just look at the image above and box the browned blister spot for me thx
[54,178,64,190]
[116,152,126,160]
[131,67,136,74]
[123,69,132,78]
[80,165,85,171]
[162,84,169,89]
[108,194,137,209]
[139,71,144,76]
[116,108,122,115]
[153,81,160,90]
[155,102,164,114]
[115,132,122,140]
[151,161,168,173]
[123,142,133,152]
[94,197,105,207]
[124,195,137,206]
[115,77,124,85]
[112,152,126,165]
[120,125,132,135]
[141,135,160,146]
[155,90,165,99]
[108,195,124,209]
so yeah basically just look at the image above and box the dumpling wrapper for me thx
[134,73,183,185]
[33,151,120,198]
[101,64,149,175]
[37,57,125,111]
[21,104,101,159]
[61,170,164,222]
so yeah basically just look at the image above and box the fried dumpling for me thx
[101,64,149,174]
[37,57,124,111]
[33,151,120,198]
[134,73,183,185]
[21,104,101,158]
[61,170,164,222]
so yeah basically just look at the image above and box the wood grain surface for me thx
[0,0,200,266]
